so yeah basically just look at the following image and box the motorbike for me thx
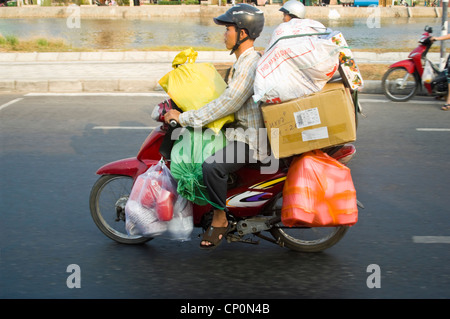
[382,25,449,102]
[89,94,361,253]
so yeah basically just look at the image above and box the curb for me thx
[0,79,162,93]
[0,78,384,94]
[0,51,442,63]
[0,51,236,63]
[0,51,444,94]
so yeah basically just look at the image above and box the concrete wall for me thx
[0,5,444,19]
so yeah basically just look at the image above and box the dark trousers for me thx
[202,141,252,211]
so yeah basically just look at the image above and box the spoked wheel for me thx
[382,67,420,102]
[89,174,152,244]
[268,197,349,253]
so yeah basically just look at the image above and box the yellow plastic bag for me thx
[158,48,234,134]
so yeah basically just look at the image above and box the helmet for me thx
[279,0,306,19]
[214,3,265,40]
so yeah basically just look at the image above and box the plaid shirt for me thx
[178,47,268,161]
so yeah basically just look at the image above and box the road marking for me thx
[0,98,23,112]
[93,126,156,130]
[359,99,389,103]
[412,236,450,244]
[416,128,450,132]
[25,92,169,97]
[359,99,439,105]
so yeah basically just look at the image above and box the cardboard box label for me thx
[294,107,321,129]
[301,127,329,141]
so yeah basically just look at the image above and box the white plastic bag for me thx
[167,195,194,241]
[422,60,434,84]
[253,19,340,104]
[125,160,193,240]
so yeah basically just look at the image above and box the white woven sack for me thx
[253,19,339,104]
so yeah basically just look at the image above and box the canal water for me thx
[0,16,444,50]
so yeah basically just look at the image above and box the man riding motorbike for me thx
[163,4,266,250]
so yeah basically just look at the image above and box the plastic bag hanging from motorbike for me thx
[158,48,234,134]
[422,60,434,84]
[125,160,194,240]
[281,150,358,227]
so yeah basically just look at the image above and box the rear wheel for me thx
[89,174,152,244]
[382,67,420,102]
[270,224,349,253]
[268,197,349,252]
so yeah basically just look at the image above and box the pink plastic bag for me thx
[282,150,358,227]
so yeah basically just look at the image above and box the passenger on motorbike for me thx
[163,4,267,249]
[431,33,450,110]
[279,0,306,22]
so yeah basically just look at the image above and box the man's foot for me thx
[441,104,450,111]
[200,223,230,250]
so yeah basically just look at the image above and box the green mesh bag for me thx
[170,127,227,208]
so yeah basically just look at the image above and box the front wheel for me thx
[89,174,152,244]
[382,67,420,102]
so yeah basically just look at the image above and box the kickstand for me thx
[226,233,259,245]
[255,232,279,245]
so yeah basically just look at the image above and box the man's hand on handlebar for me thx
[164,109,181,127]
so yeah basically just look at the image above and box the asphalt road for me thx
[1,92,449,303]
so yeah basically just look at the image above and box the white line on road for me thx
[412,236,450,244]
[359,99,439,105]
[359,99,389,103]
[416,128,450,132]
[0,98,23,112]
[24,92,169,97]
[93,126,156,130]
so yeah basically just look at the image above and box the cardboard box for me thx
[261,82,356,159]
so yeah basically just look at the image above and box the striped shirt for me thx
[178,47,268,161]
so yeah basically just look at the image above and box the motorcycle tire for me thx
[89,174,152,245]
[270,224,349,253]
[382,67,420,102]
[267,197,349,253]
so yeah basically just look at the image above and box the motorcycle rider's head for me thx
[213,4,265,55]
[280,0,306,23]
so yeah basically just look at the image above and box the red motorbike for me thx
[382,25,449,102]
[89,99,360,252]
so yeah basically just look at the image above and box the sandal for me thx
[200,223,230,250]
[442,104,450,111]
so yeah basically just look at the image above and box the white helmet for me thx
[279,0,306,19]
